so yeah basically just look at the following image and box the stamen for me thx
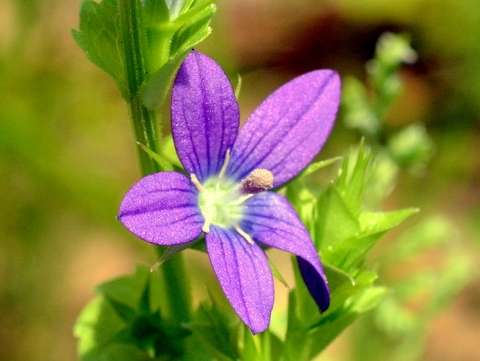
[228,193,254,206]
[190,173,206,192]
[202,205,214,233]
[240,169,274,194]
[202,221,211,233]
[217,149,231,182]
[230,220,254,245]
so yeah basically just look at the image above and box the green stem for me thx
[129,94,161,175]
[158,249,192,322]
[118,0,191,321]
[118,0,161,175]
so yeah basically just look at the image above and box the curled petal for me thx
[206,225,274,334]
[171,51,240,182]
[118,172,203,246]
[227,70,341,187]
[241,192,330,312]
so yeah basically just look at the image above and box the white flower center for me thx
[198,176,243,229]
[190,153,274,245]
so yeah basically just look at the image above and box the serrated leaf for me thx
[72,0,127,97]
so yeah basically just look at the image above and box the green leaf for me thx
[191,298,239,361]
[105,296,137,323]
[314,186,361,258]
[75,265,203,360]
[140,50,190,109]
[166,0,188,19]
[144,0,170,24]
[323,262,355,293]
[95,265,150,308]
[384,215,456,261]
[305,286,388,360]
[243,327,260,361]
[150,237,203,272]
[137,142,174,171]
[72,0,127,97]
[336,140,371,216]
[298,156,342,178]
[240,326,283,361]
[359,208,418,235]
[388,123,435,171]
[75,296,128,358]
[342,76,380,137]
[269,258,291,290]
[284,258,385,361]
[169,3,216,58]
[162,133,184,168]
[172,0,216,28]
[322,264,366,316]
[234,73,242,100]
[81,344,152,361]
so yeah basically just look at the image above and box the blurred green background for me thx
[0,0,479,360]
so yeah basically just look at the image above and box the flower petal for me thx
[241,192,330,311]
[171,51,240,182]
[227,70,341,187]
[118,172,203,245]
[205,225,274,334]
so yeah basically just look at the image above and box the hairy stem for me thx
[118,0,161,175]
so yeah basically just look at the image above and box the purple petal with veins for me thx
[206,225,274,334]
[118,172,204,246]
[241,192,329,311]
[226,70,341,187]
[171,51,240,182]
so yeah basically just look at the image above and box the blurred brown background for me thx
[0,0,479,360]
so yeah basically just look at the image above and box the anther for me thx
[240,169,274,195]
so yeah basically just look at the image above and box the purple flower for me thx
[118,51,341,334]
